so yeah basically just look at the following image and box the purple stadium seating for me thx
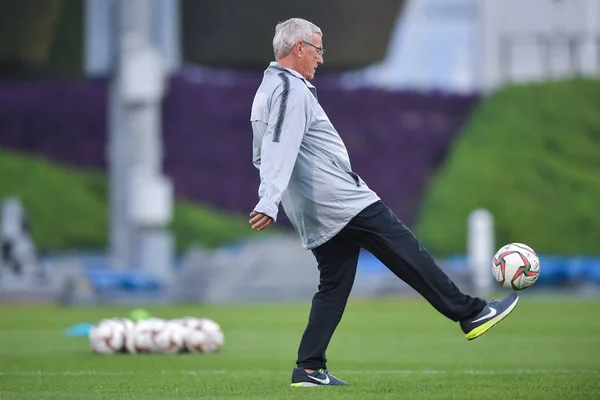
[0,71,479,227]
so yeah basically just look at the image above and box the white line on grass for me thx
[0,369,597,377]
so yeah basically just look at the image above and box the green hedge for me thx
[415,78,600,256]
[0,150,261,252]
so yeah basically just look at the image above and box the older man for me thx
[249,17,519,387]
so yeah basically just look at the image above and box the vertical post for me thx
[84,0,114,77]
[108,71,130,268]
[151,0,181,74]
[499,34,512,85]
[597,35,600,72]
[538,33,552,80]
[567,35,581,76]
[109,0,174,280]
[467,209,495,297]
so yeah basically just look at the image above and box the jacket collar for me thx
[267,62,317,90]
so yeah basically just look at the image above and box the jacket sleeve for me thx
[253,81,309,221]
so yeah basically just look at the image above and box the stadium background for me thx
[0,1,599,398]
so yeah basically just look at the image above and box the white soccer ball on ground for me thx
[183,318,224,354]
[492,242,540,290]
[89,318,129,354]
[168,317,203,353]
[125,317,166,354]
[153,321,188,354]
[109,317,135,340]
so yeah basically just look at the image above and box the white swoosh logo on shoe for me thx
[307,375,330,384]
[472,307,497,323]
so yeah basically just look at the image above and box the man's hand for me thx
[249,211,273,231]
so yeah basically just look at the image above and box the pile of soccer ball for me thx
[89,317,224,355]
[492,242,541,290]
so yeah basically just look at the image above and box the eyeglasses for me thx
[302,40,325,57]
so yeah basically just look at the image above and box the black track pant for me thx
[296,201,486,370]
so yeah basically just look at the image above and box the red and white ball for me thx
[183,318,224,354]
[125,318,166,354]
[492,242,540,290]
[153,321,187,354]
[89,318,132,354]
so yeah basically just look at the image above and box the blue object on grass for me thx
[65,323,94,337]
[85,268,162,291]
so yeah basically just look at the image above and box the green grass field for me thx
[0,296,599,399]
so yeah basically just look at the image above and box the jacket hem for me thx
[300,197,381,250]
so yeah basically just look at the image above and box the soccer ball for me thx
[183,318,224,354]
[109,317,135,339]
[492,243,540,290]
[126,318,166,354]
[153,321,187,354]
[89,318,130,354]
[169,317,203,353]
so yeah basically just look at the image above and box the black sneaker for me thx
[290,367,348,387]
[460,292,519,340]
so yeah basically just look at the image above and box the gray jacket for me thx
[250,62,380,249]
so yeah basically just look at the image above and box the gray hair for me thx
[273,18,322,59]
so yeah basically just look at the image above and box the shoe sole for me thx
[465,296,519,340]
[291,382,321,387]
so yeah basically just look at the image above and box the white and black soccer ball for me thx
[125,317,166,354]
[153,321,188,354]
[168,317,202,353]
[492,242,540,290]
[183,318,224,354]
[89,318,131,354]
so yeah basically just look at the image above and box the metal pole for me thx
[109,0,174,277]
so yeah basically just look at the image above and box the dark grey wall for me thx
[181,0,405,70]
